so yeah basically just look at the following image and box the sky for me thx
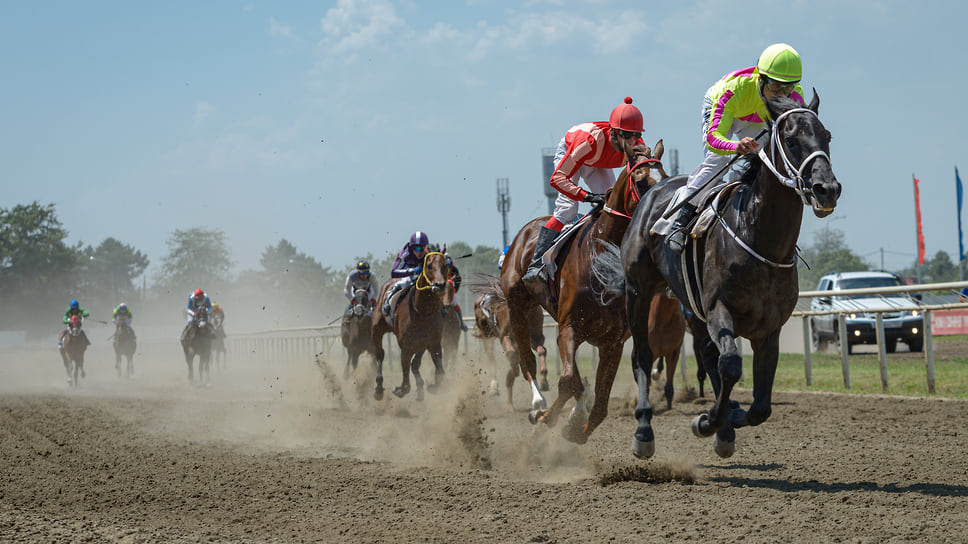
[3,0,967,283]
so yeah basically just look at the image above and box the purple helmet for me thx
[409,231,429,247]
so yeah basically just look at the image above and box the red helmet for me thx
[194,288,204,299]
[609,96,643,133]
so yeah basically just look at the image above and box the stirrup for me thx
[522,265,547,283]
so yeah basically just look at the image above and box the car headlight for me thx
[848,313,857,319]
[911,310,920,317]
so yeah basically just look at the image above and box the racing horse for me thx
[440,279,462,368]
[60,314,87,387]
[181,306,213,385]
[211,312,227,370]
[645,290,686,411]
[341,287,376,379]
[500,139,665,443]
[598,93,840,458]
[472,285,549,410]
[113,319,137,378]
[371,250,452,400]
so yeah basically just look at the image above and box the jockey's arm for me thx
[549,138,594,201]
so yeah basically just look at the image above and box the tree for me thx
[155,227,233,294]
[897,250,959,283]
[0,202,81,334]
[797,228,869,290]
[77,237,150,305]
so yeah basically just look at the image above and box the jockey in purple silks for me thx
[381,231,431,316]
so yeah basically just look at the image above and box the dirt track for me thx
[2,344,967,543]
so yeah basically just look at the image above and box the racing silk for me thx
[112,306,133,321]
[186,293,212,314]
[704,67,805,155]
[391,243,424,278]
[550,121,638,201]
[344,270,377,301]
[211,306,225,320]
[63,307,90,324]
[448,263,462,293]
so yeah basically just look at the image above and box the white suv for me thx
[810,271,923,354]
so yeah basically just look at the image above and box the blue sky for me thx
[3,0,966,281]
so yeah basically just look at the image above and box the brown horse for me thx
[113,319,137,378]
[341,287,376,379]
[472,288,548,410]
[181,306,213,386]
[499,139,665,443]
[440,279,462,367]
[371,251,452,400]
[646,291,686,410]
[60,314,87,387]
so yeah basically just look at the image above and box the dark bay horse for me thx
[598,93,840,458]
[472,288,548,410]
[499,140,665,443]
[371,251,452,400]
[212,314,226,370]
[60,314,87,387]
[182,306,213,385]
[440,279,462,367]
[341,287,376,379]
[113,320,137,378]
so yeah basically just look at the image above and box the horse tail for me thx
[592,240,625,305]
[468,274,507,306]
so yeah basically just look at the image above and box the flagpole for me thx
[913,174,922,283]
[957,166,965,281]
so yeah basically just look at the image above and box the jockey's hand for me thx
[583,192,606,211]
[370,299,377,307]
[736,137,760,155]
[406,265,423,276]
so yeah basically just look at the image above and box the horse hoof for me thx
[374,388,384,401]
[692,413,715,438]
[392,386,408,398]
[539,379,550,392]
[631,437,655,459]
[488,380,499,397]
[426,383,438,394]
[416,388,425,402]
[651,369,661,380]
[528,410,540,425]
[714,435,735,458]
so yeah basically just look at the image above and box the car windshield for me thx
[837,277,905,299]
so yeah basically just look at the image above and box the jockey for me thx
[664,43,806,253]
[498,245,509,270]
[382,231,430,316]
[211,302,225,326]
[445,253,468,331]
[344,260,378,315]
[112,302,135,338]
[523,97,646,282]
[58,299,91,348]
[181,288,212,341]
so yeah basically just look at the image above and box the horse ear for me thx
[653,139,664,160]
[808,88,820,113]
[442,243,447,254]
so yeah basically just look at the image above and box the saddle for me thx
[541,215,592,283]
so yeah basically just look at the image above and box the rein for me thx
[603,157,663,219]
[415,252,444,291]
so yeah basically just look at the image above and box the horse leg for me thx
[500,335,518,411]
[535,325,581,428]
[692,305,742,458]
[115,349,122,377]
[508,303,545,413]
[537,346,550,391]
[652,356,664,381]
[372,323,388,400]
[411,352,425,401]
[566,342,622,445]
[427,343,445,393]
[728,333,779,430]
[127,353,134,378]
[664,348,680,411]
[393,348,413,398]
[626,277,657,459]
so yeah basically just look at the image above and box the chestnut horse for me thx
[472,287,548,410]
[440,279,462,368]
[500,139,665,443]
[60,314,87,387]
[371,251,452,400]
[646,291,686,411]
[597,93,841,458]
[181,306,213,385]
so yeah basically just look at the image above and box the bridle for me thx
[757,107,833,213]
[603,157,663,219]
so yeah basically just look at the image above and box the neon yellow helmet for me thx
[756,43,802,83]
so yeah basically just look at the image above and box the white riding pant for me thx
[670,86,765,208]
[551,137,617,225]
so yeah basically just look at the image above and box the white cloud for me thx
[269,16,297,40]
[318,0,405,54]
[193,101,216,127]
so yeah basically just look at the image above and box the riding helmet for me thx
[757,43,802,83]
[357,260,370,273]
[608,97,644,133]
[70,299,79,309]
[410,231,429,247]
[194,288,204,299]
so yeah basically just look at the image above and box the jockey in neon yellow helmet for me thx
[664,43,805,253]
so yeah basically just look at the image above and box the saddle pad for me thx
[543,215,592,280]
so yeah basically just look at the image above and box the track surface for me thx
[2,344,967,543]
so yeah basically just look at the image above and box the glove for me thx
[408,265,423,276]
[583,192,606,211]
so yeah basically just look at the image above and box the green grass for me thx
[568,335,968,400]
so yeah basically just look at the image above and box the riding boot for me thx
[665,203,698,254]
[455,306,468,331]
[57,330,65,349]
[522,226,559,283]
[382,283,403,316]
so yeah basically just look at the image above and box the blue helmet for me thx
[961,287,968,297]
[70,300,79,310]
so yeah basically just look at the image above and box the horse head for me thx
[764,91,841,217]
[195,306,209,329]
[69,314,83,336]
[418,251,449,296]
[352,288,370,317]
[605,140,666,218]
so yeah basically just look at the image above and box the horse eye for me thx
[785,135,799,148]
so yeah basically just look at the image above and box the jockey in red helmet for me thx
[523,97,646,283]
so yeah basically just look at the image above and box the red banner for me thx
[914,176,925,265]
[931,309,968,335]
